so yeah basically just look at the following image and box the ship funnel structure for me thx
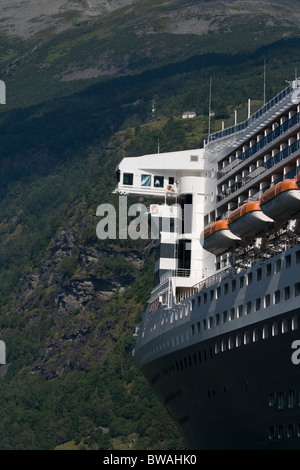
[260,179,300,223]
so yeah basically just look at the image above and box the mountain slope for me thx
[1,0,300,451]
[1,0,300,40]
[2,0,300,111]
[0,0,140,38]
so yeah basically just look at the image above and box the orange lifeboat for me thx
[260,179,300,222]
[202,220,240,256]
[228,201,273,240]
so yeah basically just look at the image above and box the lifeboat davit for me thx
[202,219,240,256]
[260,179,300,222]
[228,201,273,240]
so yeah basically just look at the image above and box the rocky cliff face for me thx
[11,215,152,379]
[0,0,141,38]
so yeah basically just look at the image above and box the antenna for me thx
[158,138,160,154]
[208,77,212,135]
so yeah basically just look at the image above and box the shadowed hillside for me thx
[0,0,300,451]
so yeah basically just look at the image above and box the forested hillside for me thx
[1,0,300,451]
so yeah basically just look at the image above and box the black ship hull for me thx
[140,307,300,449]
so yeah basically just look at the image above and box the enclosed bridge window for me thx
[123,173,133,185]
[141,174,151,186]
[154,176,164,187]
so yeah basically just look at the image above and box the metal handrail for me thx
[206,84,293,145]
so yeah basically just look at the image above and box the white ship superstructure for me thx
[113,78,300,449]
[114,146,216,291]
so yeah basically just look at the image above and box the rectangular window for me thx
[236,334,242,347]
[257,268,262,281]
[246,301,251,315]
[224,283,228,295]
[263,325,269,339]
[154,175,164,187]
[123,172,133,185]
[275,259,281,273]
[269,426,276,440]
[284,286,290,300]
[296,250,300,264]
[285,254,291,269]
[282,318,288,333]
[288,390,296,408]
[229,308,235,321]
[292,315,299,331]
[287,424,294,439]
[278,391,285,410]
[210,290,214,301]
[253,328,259,342]
[216,313,220,325]
[247,273,252,285]
[295,283,300,297]
[255,298,261,311]
[274,290,280,304]
[265,294,270,308]
[170,218,175,232]
[269,392,276,407]
[240,276,244,288]
[266,263,272,277]
[231,279,236,292]
[272,321,279,336]
[244,331,250,344]
[237,305,243,318]
[222,311,227,323]
[278,425,284,439]
[141,174,151,186]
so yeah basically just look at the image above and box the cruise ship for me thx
[113,79,300,449]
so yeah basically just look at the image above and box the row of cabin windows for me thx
[164,389,182,405]
[149,314,299,387]
[191,283,300,334]
[214,315,299,354]
[123,172,174,188]
[147,278,299,340]
[145,303,300,367]
[269,424,300,441]
[178,415,190,426]
[195,251,300,307]
[269,390,299,410]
